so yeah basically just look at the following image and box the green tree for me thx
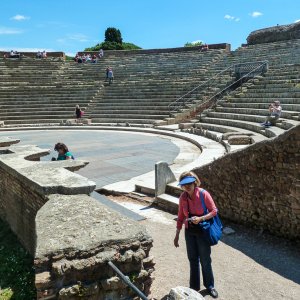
[184,41,203,47]
[105,27,123,44]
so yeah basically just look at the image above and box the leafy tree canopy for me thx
[105,27,123,44]
[84,27,141,51]
[184,41,203,47]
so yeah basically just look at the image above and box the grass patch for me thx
[0,219,36,300]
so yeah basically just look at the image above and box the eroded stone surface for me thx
[169,286,205,300]
[0,136,20,147]
[36,194,151,258]
[247,22,300,44]
[35,194,154,299]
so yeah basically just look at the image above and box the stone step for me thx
[155,193,179,214]
[220,102,300,111]
[193,122,267,142]
[225,97,300,104]
[215,107,299,118]
[91,118,161,124]
[200,116,276,137]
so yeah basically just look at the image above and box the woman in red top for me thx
[174,171,219,298]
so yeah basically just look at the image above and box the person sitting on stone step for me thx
[36,51,42,59]
[42,50,47,59]
[201,44,209,52]
[52,143,74,161]
[261,100,282,126]
[75,105,83,123]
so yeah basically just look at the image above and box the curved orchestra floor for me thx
[0,130,180,188]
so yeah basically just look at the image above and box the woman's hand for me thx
[174,232,180,248]
[191,216,201,224]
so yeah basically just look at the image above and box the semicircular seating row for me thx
[0,39,299,143]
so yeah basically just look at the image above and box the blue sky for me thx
[1,0,299,55]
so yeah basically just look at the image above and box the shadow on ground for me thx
[221,222,300,285]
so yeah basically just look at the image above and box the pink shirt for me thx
[177,187,218,230]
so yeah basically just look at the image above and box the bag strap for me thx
[199,189,208,215]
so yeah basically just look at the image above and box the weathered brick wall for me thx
[79,43,231,56]
[35,195,154,300]
[0,141,154,299]
[0,51,65,58]
[0,165,47,254]
[193,125,300,240]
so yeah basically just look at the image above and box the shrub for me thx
[184,41,203,47]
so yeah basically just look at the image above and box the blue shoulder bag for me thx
[198,189,223,246]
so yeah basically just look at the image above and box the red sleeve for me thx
[176,193,185,230]
[203,190,218,217]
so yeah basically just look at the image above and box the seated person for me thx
[9,50,20,58]
[201,44,209,52]
[91,54,97,63]
[86,54,92,62]
[52,143,74,161]
[36,51,42,59]
[262,100,282,126]
[99,48,104,58]
[42,51,47,59]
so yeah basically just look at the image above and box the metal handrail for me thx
[168,60,269,114]
[108,261,149,300]
[198,60,269,113]
[168,65,234,113]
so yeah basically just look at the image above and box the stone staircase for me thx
[178,39,300,147]
[0,58,102,126]
[85,49,228,125]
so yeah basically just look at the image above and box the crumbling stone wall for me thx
[193,125,300,240]
[247,22,300,45]
[0,138,154,299]
[35,194,154,300]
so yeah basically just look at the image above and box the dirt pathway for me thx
[109,196,300,300]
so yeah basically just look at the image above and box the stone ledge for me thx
[35,194,151,259]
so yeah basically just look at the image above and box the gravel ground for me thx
[108,195,300,300]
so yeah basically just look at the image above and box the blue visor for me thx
[178,176,196,186]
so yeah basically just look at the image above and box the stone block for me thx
[179,123,194,130]
[155,161,176,197]
[228,135,252,145]
[169,286,205,299]
[82,118,92,125]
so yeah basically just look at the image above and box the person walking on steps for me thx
[108,67,114,85]
[174,171,219,299]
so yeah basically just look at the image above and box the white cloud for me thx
[0,27,23,35]
[249,11,263,18]
[68,34,89,42]
[57,34,89,44]
[295,19,300,23]
[10,14,30,21]
[224,14,235,20]
[224,15,240,22]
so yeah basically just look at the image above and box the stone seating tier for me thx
[0,39,299,136]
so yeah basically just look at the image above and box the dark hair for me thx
[54,143,69,154]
